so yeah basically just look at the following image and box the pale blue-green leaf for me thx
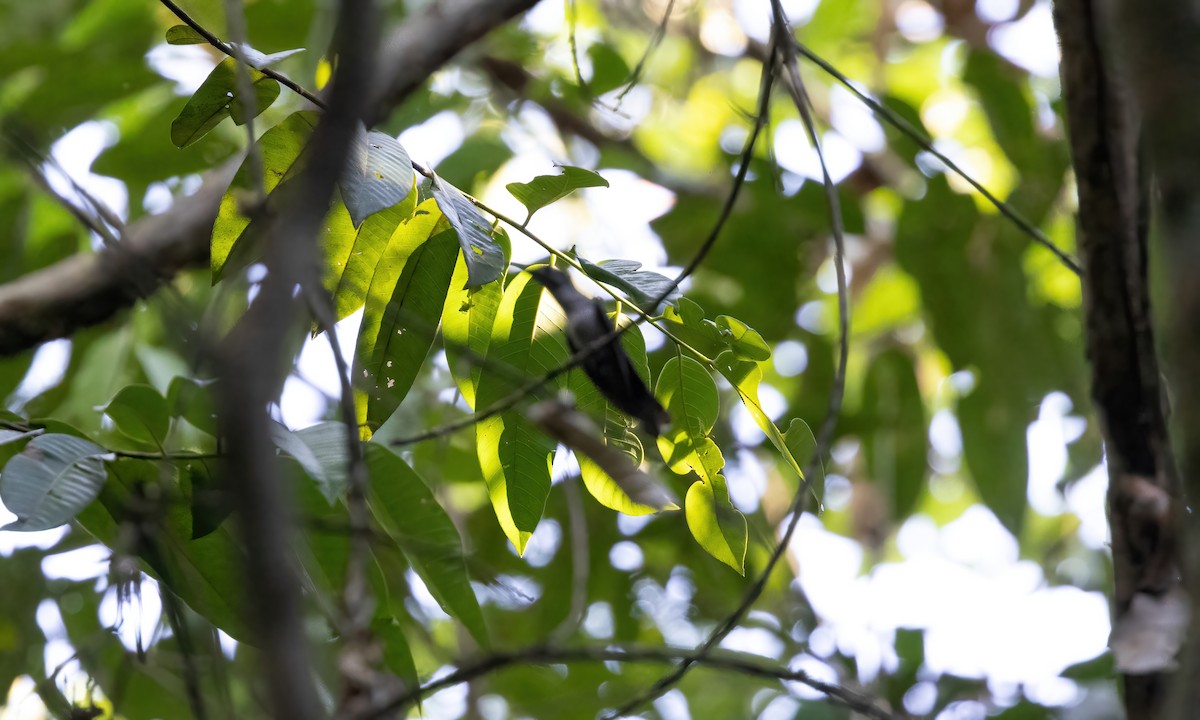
[1,434,108,531]
[578,257,679,310]
[340,126,415,227]
[429,172,505,288]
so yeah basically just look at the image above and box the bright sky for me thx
[0,2,1109,717]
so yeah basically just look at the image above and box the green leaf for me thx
[76,459,251,641]
[783,418,823,504]
[354,204,460,436]
[716,315,771,361]
[325,190,418,322]
[165,24,205,45]
[577,257,679,310]
[654,355,719,473]
[430,173,506,288]
[1,434,108,531]
[103,384,169,447]
[441,229,510,408]
[165,376,217,436]
[340,126,415,226]
[586,43,631,95]
[170,57,280,148]
[717,353,820,502]
[269,422,349,503]
[211,111,319,281]
[861,348,927,520]
[683,438,747,574]
[373,617,419,692]
[366,443,488,645]
[658,297,727,359]
[475,269,570,552]
[505,165,608,220]
[571,313,655,515]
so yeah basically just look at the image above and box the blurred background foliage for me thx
[0,0,1115,718]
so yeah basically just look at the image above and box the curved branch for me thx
[0,0,541,358]
[0,160,236,357]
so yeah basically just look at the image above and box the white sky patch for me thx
[652,689,690,720]
[774,124,862,184]
[1066,464,1109,549]
[990,1,1061,78]
[42,545,109,582]
[402,110,466,169]
[100,577,164,653]
[282,310,361,429]
[895,0,945,43]
[146,43,217,94]
[733,0,821,43]
[792,511,1110,690]
[49,121,128,224]
[730,382,786,446]
[721,626,785,659]
[830,84,887,154]
[977,0,1019,22]
[11,339,70,403]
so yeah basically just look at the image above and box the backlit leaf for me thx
[505,165,608,221]
[170,57,279,148]
[430,172,505,287]
[1,434,107,531]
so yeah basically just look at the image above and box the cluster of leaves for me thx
[0,0,1117,718]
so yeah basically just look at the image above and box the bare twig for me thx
[158,0,326,108]
[789,41,1082,275]
[612,0,676,106]
[356,644,901,720]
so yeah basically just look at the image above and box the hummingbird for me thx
[529,267,671,436]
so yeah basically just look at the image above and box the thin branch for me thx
[158,0,327,109]
[611,0,676,106]
[566,0,589,93]
[603,8,852,715]
[356,644,901,720]
[791,41,1082,276]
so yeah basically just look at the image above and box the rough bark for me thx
[1053,2,1180,717]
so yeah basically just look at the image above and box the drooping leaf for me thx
[430,172,505,288]
[340,126,415,227]
[165,24,205,45]
[717,351,820,502]
[373,617,419,693]
[658,297,727,359]
[366,443,488,645]
[354,205,460,436]
[102,384,169,447]
[861,348,927,520]
[269,422,349,503]
[505,165,608,221]
[170,57,280,148]
[165,376,217,436]
[325,190,418,322]
[475,269,570,552]
[1,434,108,531]
[783,418,823,506]
[716,315,771,362]
[211,110,319,280]
[654,355,719,473]
[570,313,658,515]
[586,43,631,95]
[577,257,679,310]
[441,228,510,408]
[683,438,747,574]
